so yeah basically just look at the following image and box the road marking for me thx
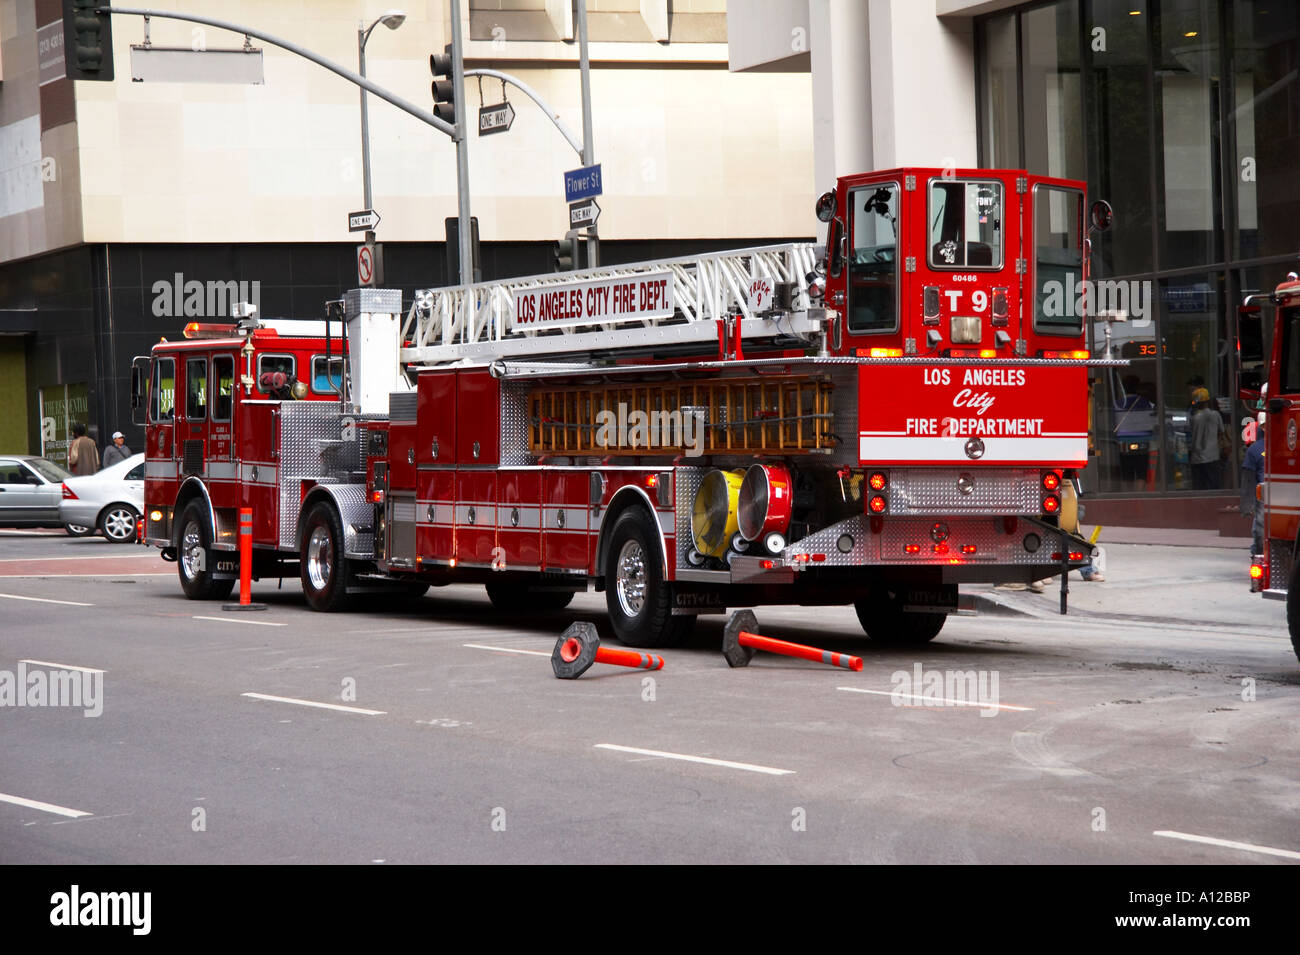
[463,643,551,657]
[836,687,1034,712]
[0,593,92,607]
[193,615,286,627]
[242,692,386,716]
[0,792,91,818]
[1154,830,1300,860]
[20,659,105,674]
[595,743,794,776]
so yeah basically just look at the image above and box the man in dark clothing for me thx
[1241,416,1266,554]
[68,422,99,476]
[102,431,131,468]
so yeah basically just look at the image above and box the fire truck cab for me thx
[1239,274,1300,662]
[134,167,1114,649]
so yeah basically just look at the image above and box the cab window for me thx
[847,182,899,334]
[928,180,1003,270]
[186,357,207,419]
[312,356,344,395]
[1033,185,1083,334]
[1281,307,1300,395]
[213,356,234,421]
[151,358,175,422]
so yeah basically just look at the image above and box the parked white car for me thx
[59,453,144,543]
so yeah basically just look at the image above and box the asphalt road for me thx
[0,528,1296,866]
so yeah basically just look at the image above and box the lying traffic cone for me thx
[721,609,863,671]
[552,622,665,679]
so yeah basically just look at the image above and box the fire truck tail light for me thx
[150,510,163,522]
[904,544,921,554]
[61,483,77,500]
[868,495,887,513]
[1042,472,1061,491]
[1049,552,1086,561]
[644,474,658,488]
[868,471,888,491]
[1042,494,1060,513]
[760,559,774,570]
[932,543,949,555]
[371,489,385,504]
[961,544,977,554]
[1250,563,1264,579]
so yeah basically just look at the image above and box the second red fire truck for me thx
[133,167,1117,647]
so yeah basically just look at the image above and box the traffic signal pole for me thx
[576,0,599,268]
[449,3,473,289]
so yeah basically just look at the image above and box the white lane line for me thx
[0,593,93,607]
[242,692,386,716]
[0,573,172,578]
[0,792,91,818]
[836,687,1035,712]
[595,743,794,776]
[193,615,286,627]
[20,659,105,674]
[1154,830,1300,860]
[463,643,551,658]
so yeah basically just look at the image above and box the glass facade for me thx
[977,0,1300,496]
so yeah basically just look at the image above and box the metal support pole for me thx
[450,0,473,288]
[358,24,374,246]
[576,0,598,267]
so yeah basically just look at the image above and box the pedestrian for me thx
[67,422,99,476]
[102,431,131,469]
[1188,387,1224,490]
[1241,414,1266,555]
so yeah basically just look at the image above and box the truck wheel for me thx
[1287,559,1300,663]
[854,589,946,645]
[177,502,235,601]
[485,582,574,612]
[603,508,692,648]
[300,501,353,612]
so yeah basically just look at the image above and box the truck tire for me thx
[603,508,693,648]
[1287,559,1300,663]
[485,582,574,612]
[854,588,946,645]
[300,501,353,612]
[177,502,235,601]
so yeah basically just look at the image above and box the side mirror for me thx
[815,190,837,223]
[828,217,845,279]
[130,356,150,426]
[1089,199,1113,233]
[1236,304,1265,401]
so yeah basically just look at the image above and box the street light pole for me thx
[358,10,406,247]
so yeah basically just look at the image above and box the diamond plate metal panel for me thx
[344,288,402,316]
[277,403,358,548]
[781,515,1076,567]
[1268,538,1292,592]
[674,466,708,569]
[885,468,1043,515]
[501,381,531,466]
[331,484,375,559]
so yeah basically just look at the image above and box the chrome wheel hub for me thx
[615,539,647,617]
[306,526,334,591]
[181,522,202,580]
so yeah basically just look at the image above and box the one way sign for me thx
[569,198,600,228]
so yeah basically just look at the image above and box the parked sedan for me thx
[0,454,71,528]
[59,453,145,543]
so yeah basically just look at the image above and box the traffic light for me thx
[430,49,455,124]
[62,0,115,82]
[553,235,577,272]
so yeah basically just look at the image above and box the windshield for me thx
[28,458,71,482]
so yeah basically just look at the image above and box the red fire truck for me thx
[132,167,1115,648]
[1240,272,1300,661]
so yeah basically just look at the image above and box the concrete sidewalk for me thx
[965,525,1281,636]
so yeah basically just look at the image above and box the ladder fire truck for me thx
[1240,271,1300,662]
[133,167,1115,648]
